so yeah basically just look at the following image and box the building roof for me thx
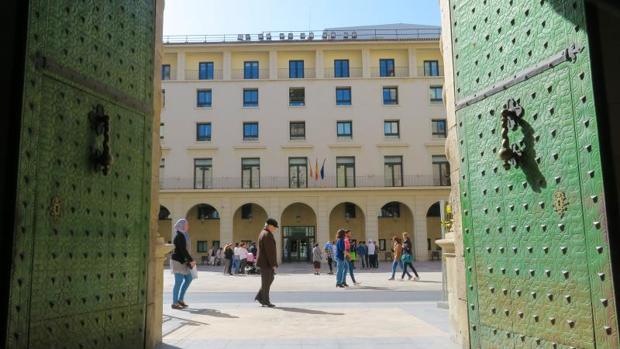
[323,23,441,40]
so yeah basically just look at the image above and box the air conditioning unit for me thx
[288,32,294,40]
[258,33,264,40]
[308,32,315,40]
[300,32,306,40]
[245,34,251,41]
[351,31,357,39]
[343,31,349,39]
[330,31,336,40]
[279,33,285,40]
[266,33,272,40]
[322,31,328,40]
[237,34,244,41]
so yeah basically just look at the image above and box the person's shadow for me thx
[275,307,344,316]
[185,308,239,318]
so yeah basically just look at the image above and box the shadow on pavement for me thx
[275,306,345,315]
[414,280,442,284]
[357,285,391,290]
[185,308,239,318]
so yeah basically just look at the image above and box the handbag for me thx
[190,265,198,279]
[401,253,412,263]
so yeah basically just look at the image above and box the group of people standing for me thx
[221,241,257,275]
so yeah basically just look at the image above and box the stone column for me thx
[362,48,371,78]
[223,49,231,80]
[408,47,418,77]
[269,199,282,264]
[315,49,324,79]
[413,204,429,261]
[269,49,278,80]
[219,198,233,244]
[365,199,379,242]
[317,201,330,245]
[176,50,185,81]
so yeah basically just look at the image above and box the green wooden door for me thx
[6,1,155,348]
[450,1,618,348]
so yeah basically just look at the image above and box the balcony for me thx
[231,69,270,80]
[277,68,316,79]
[324,67,363,79]
[160,175,448,190]
[416,65,445,77]
[184,69,224,80]
[370,66,409,78]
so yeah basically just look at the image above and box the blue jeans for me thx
[390,260,403,279]
[336,258,348,285]
[232,256,240,273]
[347,259,357,283]
[173,273,193,304]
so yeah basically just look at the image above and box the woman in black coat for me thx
[171,218,195,309]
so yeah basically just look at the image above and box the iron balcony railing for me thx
[277,68,317,79]
[162,28,441,45]
[370,66,410,78]
[416,65,445,77]
[231,69,270,80]
[160,175,449,190]
[324,67,363,79]
[184,69,224,80]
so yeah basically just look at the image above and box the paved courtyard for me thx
[158,261,460,349]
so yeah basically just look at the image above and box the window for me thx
[199,61,214,80]
[432,119,447,137]
[161,64,171,80]
[289,60,304,78]
[197,204,219,219]
[241,158,260,188]
[334,59,349,78]
[336,87,352,105]
[290,121,306,140]
[430,86,443,102]
[289,157,308,188]
[212,241,220,249]
[345,203,357,218]
[197,241,209,253]
[289,88,305,106]
[243,122,259,140]
[161,89,165,108]
[383,87,398,105]
[384,156,403,187]
[384,120,400,138]
[380,59,395,77]
[336,157,355,188]
[194,158,213,189]
[424,60,440,76]
[337,121,352,138]
[432,155,451,186]
[243,88,258,107]
[244,61,259,79]
[381,202,401,217]
[379,239,386,251]
[159,158,165,168]
[196,89,212,107]
[241,204,253,219]
[196,123,212,141]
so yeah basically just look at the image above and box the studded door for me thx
[450,1,618,348]
[6,1,155,349]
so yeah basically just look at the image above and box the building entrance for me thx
[282,226,315,262]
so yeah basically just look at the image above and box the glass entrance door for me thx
[282,226,315,262]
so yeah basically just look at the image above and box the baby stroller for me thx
[244,252,258,275]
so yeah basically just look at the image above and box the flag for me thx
[309,161,314,179]
[320,159,326,179]
[315,158,319,180]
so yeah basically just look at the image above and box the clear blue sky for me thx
[163,0,441,36]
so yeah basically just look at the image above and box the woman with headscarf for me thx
[171,218,195,309]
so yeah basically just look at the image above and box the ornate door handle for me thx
[498,98,523,170]
[89,104,113,175]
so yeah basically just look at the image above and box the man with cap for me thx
[255,218,279,307]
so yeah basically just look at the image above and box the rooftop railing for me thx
[160,175,449,190]
[163,28,441,45]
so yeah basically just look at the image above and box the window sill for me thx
[336,103,352,107]
[281,144,313,149]
[288,104,306,108]
[382,103,399,107]
[195,106,213,110]
[242,106,259,109]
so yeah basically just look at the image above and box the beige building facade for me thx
[158,25,450,264]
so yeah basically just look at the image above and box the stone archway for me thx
[232,203,268,245]
[280,203,317,262]
[378,201,414,256]
[329,202,366,243]
[186,203,221,264]
[426,201,442,254]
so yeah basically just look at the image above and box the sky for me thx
[163,0,441,36]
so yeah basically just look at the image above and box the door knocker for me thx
[89,104,113,175]
[498,98,524,170]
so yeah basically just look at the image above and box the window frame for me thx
[241,204,253,219]
[336,87,352,105]
[193,158,213,189]
[432,155,451,186]
[289,87,305,106]
[289,60,304,79]
[432,119,447,137]
[196,122,212,142]
[379,58,396,77]
[243,122,259,141]
[197,240,209,253]
[380,202,401,217]
[384,120,400,138]
[288,157,308,188]
[161,64,171,80]
[334,59,350,78]
[424,60,440,76]
[344,203,357,218]
[243,88,259,107]
[196,89,212,107]
[384,156,404,187]
[430,85,443,102]
[198,61,214,80]
[241,159,260,189]
[197,204,219,220]
[336,157,356,188]
[289,121,306,140]
[336,121,353,138]
[382,87,399,105]
[244,61,259,79]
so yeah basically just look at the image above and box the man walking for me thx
[367,240,377,268]
[255,218,279,307]
[324,241,334,274]
[357,241,367,269]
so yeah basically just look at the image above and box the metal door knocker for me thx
[89,104,113,175]
[498,98,524,170]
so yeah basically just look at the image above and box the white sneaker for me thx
[414,276,420,281]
